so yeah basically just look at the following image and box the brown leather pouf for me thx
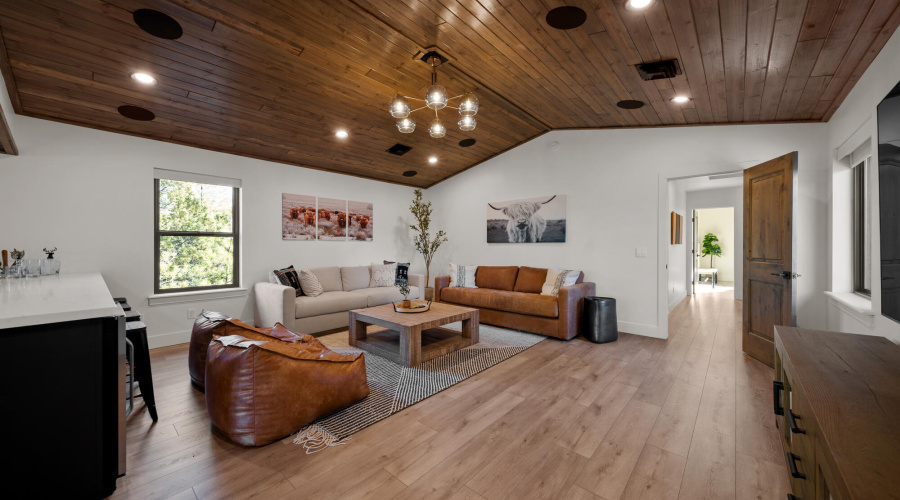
[188,312,306,391]
[205,328,369,447]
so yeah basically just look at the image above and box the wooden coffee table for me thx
[348,302,479,367]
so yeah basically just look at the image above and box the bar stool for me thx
[115,298,158,421]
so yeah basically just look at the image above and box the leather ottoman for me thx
[205,326,369,447]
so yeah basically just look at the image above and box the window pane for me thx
[158,179,233,232]
[159,236,234,289]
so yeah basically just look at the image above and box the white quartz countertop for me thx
[0,273,123,329]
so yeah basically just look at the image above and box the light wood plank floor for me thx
[114,290,792,500]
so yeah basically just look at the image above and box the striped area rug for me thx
[293,323,544,453]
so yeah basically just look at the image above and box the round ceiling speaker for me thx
[133,9,183,40]
[117,105,155,121]
[617,100,645,109]
[546,6,587,30]
[459,138,476,147]
[402,170,418,177]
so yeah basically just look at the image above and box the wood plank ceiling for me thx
[1,0,899,187]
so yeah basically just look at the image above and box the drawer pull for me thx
[773,380,785,416]
[786,452,806,479]
[787,410,806,434]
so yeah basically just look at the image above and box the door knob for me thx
[771,271,801,280]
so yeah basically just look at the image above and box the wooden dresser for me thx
[774,326,900,500]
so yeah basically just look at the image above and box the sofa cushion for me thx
[299,269,324,297]
[310,266,342,292]
[369,263,396,288]
[295,291,367,319]
[475,266,519,291]
[440,287,558,318]
[341,266,371,291]
[350,286,419,307]
[514,266,548,294]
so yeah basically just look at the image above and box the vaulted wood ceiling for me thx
[1,0,899,187]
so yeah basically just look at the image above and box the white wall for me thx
[667,182,687,311]
[0,114,419,347]
[826,21,900,344]
[426,124,829,338]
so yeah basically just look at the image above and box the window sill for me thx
[825,291,874,327]
[147,287,248,306]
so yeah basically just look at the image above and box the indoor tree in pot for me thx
[701,232,722,268]
[409,189,448,300]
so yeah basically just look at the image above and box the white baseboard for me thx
[618,321,660,338]
[147,329,192,349]
[668,292,687,313]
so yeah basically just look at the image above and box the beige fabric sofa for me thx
[253,265,423,333]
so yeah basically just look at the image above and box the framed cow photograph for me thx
[348,200,373,241]
[317,197,348,240]
[282,193,316,240]
[486,194,567,243]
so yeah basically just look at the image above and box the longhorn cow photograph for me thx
[486,194,567,243]
[282,193,317,240]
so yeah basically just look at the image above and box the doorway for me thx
[692,207,736,295]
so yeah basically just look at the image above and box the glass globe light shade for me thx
[389,94,410,118]
[428,118,446,138]
[458,115,476,131]
[458,92,479,116]
[425,84,448,110]
[397,117,416,133]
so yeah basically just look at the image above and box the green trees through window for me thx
[156,179,239,292]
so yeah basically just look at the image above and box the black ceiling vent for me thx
[402,170,418,177]
[459,138,476,147]
[133,9,183,40]
[635,59,682,81]
[546,6,587,30]
[617,100,645,110]
[387,143,412,156]
[118,105,155,121]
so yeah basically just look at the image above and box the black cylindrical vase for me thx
[582,297,618,344]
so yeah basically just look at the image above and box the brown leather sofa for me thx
[434,266,595,340]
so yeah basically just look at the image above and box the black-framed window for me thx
[154,177,240,293]
[853,158,871,296]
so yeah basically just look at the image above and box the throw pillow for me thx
[369,263,397,288]
[298,269,324,297]
[384,260,410,284]
[449,263,478,288]
[273,266,302,297]
[541,269,581,297]
[267,270,279,284]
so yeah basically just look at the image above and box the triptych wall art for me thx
[282,193,373,241]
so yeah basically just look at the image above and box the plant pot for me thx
[425,287,434,300]
[400,300,412,308]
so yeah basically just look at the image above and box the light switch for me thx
[635,247,648,258]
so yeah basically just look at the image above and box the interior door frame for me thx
[658,165,755,339]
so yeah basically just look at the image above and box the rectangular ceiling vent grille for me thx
[635,59,682,81]
[387,143,412,156]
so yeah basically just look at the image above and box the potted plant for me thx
[409,189,448,299]
[397,279,412,308]
[701,232,722,268]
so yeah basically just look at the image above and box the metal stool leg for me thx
[125,338,134,417]
[127,327,158,421]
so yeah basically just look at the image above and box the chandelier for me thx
[388,52,478,138]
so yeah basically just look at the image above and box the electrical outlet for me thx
[635,247,648,258]
[187,308,196,319]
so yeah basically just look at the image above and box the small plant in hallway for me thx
[409,189,448,292]
[701,232,722,267]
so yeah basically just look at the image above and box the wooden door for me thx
[743,152,797,367]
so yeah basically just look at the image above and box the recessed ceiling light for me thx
[335,130,349,138]
[428,156,438,164]
[671,96,691,104]
[625,0,656,11]
[131,72,157,85]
